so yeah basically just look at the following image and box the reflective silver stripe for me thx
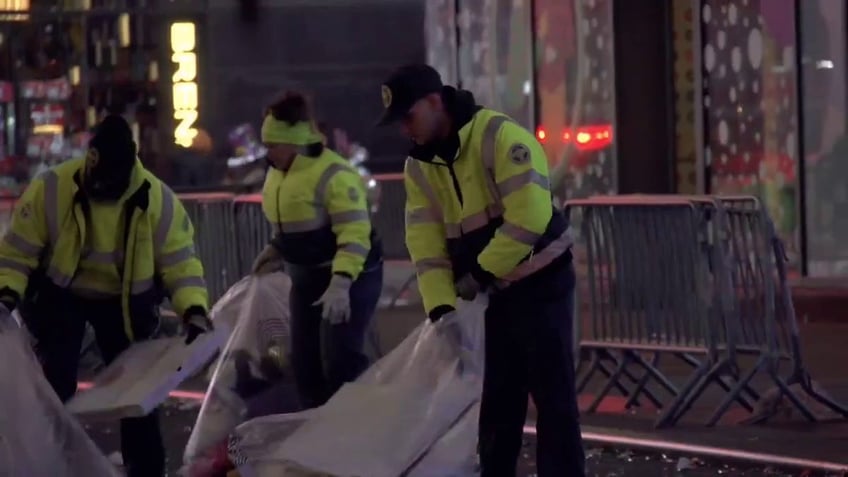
[497,169,550,196]
[155,183,175,249]
[0,257,31,276]
[406,207,441,225]
[158,245,196,267]
[3,231,42,256]
[131,278,155,294]
[480,115,510,202]
[171,275,206,289]
[339,242,369,257]
[498,229,573,285]
[315,163,349,203]
[405,159,443,220]
[414,257,452,274]
[42,171,60,245]
[46,266,73,287]
[499,222,541,246]
[81,249,122,265]
[330,210,369,225]
[445,203,505,238]
[280,217,327,233]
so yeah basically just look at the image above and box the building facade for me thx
[425,0,847,277]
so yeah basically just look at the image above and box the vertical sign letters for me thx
[170,22,199,148]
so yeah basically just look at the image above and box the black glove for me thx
[183,307,212,344]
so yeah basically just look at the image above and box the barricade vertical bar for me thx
[179,193,239,302]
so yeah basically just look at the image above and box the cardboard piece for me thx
[66,330,226,420]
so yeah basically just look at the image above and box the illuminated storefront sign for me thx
[170,22,199,148]
[0,0,29,21]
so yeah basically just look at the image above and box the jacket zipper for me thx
[446,162,463,206]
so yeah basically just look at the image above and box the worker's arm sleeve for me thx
[325,169,372,280]
[155,186,209,317]
[476,122,553,281]
[404,161,457,315]
[0,179,49,304]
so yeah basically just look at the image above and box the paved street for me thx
[72,266,848,476]
[82,399,804,477]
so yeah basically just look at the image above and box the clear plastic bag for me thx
[0,321,120,477]
[229,296,488,477]
[184,272,299,474]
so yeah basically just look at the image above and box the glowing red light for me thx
[536,127,547,142]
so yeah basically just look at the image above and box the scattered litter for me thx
[676,456,696,471]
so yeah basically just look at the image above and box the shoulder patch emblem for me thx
[508,143,531,165]
[348,186,360,203]
[17,202,32,220]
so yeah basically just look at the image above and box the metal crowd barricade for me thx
[369,173,417,308]
[567,196,728,428]
[177,192,241,302]
[231,194,275,278]
[698,196,848,425]
[568,194,848,428]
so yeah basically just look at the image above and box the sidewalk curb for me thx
[522,424,848,473]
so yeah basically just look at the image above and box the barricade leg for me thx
[576,348,662,409]
[675,353,757,411]
[707,356,773,426]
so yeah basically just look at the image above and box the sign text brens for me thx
[170,22,199,148]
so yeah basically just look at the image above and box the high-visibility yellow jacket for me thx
[261,148,381,279]
[0,158,208,340]
[405,108,572,315]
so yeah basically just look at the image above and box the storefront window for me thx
[800,0,847,276]
[456,0,535,129]
[535,0,617,199]
[0,4,171,196]
[700,0,800,269]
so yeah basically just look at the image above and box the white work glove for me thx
[314,274,352,325]
[252,244,283,276]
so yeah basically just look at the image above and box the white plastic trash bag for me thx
[230,296,487,477]
[184,272,298,475]
[407,403,480,477]
[65,330,224,421]
[0,321,120,477]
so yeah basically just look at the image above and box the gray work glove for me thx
[252,244,283,276]
[455,274,482,301]
[313,274,352,325]
[184,312,213,344]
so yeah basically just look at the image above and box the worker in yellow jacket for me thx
[378,65,585,477]
[0,115,211,477]
[252,92,383,409]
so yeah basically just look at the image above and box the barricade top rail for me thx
[233,194,262,204]
[566,195,698,207]
[176,192,236,201]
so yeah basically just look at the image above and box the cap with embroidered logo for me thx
[376,64,444,126]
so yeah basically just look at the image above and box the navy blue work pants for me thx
[28,292,165,477]
[478,255,586,477]
[288,264,383,409]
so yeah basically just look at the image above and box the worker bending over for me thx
[378,64,585,477]
[0,115,211,477]
[252,92,383,408]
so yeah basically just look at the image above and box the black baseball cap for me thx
[376,64,444,126]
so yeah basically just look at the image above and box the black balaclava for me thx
[84,114,137,201]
